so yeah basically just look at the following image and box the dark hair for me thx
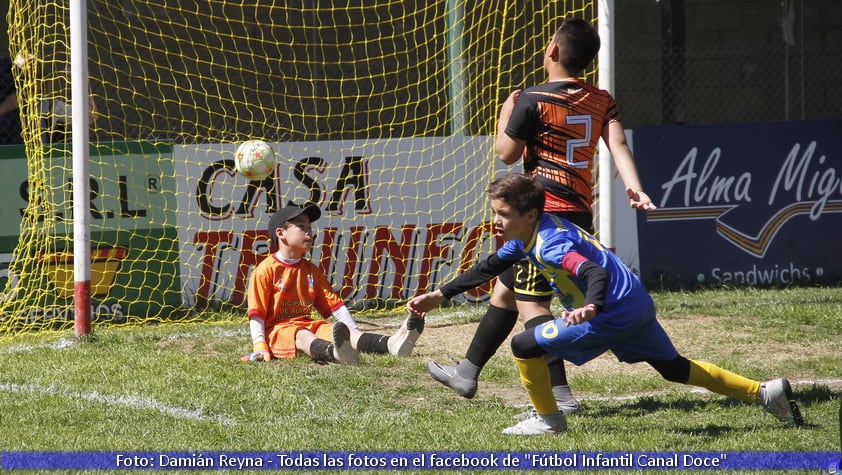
[487,173,545,215]
[553,18,600,76]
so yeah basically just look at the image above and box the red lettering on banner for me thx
[416,222,463,294]
[193,230,271,306]
[193,230,232,305]
[316,227,338,276]
[337,226,365,299]
[316,226,361,299]
[232,230,266,305]
[191,221,498,308]
[458,221,500,298]
[365,225,415,299]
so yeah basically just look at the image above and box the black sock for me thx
[463,305,518,369]
[546,355,569,386]
[309,338,335,363]
[524,314,569,386]
[356,333,389,354]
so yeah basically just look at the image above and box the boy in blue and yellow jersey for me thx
[408,174,803,435]
[427,17,655,416]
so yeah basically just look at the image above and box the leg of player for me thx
[331,322,359,366]
[647,357,804,426]
[426,279,519,399]
[295,328,334,364]
[385,315,425,356]
[518,303,580,416]
[298,324,360,365]
[502,327,566,435]
[352,316,425,357]
[510,259,580,414]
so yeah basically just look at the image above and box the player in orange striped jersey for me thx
[243,204,424,365]
[427,18,655,415]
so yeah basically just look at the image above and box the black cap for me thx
[267,204,321,245]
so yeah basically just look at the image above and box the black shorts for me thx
[498,211,594,303]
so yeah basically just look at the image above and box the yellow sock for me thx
[687,360,760,402]
[514,356,559,415]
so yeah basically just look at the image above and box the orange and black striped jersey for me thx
[505,78,621,214]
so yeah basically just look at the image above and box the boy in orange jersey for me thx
[243,204,424,365]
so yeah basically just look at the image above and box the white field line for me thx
[2,328,838,423]
[0,332,240,426]
[0,337,78,354]
[0,381,237,426]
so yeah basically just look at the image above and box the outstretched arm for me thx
[405,289,446,317]
[603,120,656,210]
[407,241,525,316]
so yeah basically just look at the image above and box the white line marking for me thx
[0,338,78,354]
[0,382,237,426]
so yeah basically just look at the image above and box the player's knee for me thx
[511,330,544,359]
[647,356,691,383]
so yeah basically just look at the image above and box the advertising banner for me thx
[0,142,182,324]
[634,119,842,286]
[174,137,506,308]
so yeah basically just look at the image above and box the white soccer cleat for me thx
[759,378,803,426]
[332,322,359,366]
[513,401,580,421]
[387,316,424,356]
[502,411,567,435]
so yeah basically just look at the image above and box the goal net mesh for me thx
[1,0,595,336]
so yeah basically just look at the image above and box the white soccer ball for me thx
[234,140,276,180]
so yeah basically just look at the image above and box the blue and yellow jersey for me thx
[439,213,644,311]
[521,214,641,310]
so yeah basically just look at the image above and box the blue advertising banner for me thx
[633,119,842,286]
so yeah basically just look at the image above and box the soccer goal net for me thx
[1,0,596,336]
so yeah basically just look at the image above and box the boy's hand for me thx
[406,290,444,317]
[241,342,272,362]
[627,189,656,210]
[561,304,597,326]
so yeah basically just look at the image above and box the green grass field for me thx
[1,286,840,474]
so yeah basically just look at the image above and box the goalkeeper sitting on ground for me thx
[407,173,803,435]
[243,204,424,365]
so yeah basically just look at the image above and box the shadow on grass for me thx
[581,384,839,432]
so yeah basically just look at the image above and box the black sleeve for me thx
[439,253,517,299]
[576,260,609,310]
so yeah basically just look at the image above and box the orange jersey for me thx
[505,79,621,214]
[246,253,345,330]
